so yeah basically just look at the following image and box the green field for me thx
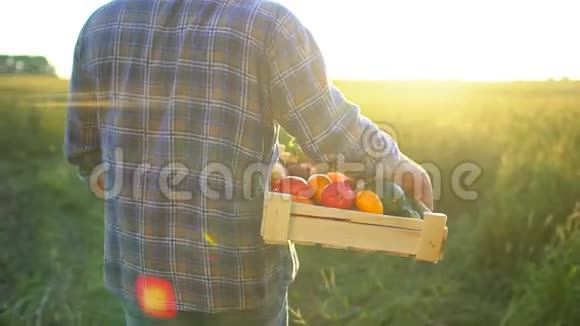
[1,75,579,325]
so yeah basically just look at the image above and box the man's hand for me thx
[392,157,434,211]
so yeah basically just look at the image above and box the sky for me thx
[1,0,579,81]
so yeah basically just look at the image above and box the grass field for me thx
[1,75,579,325]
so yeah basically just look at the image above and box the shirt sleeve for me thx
[64,33,102,181]
[267,7,401,176]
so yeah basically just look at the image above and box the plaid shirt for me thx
[65,0,400,314]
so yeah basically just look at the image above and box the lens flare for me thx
[204,233,217,246]
[135,275,177,319]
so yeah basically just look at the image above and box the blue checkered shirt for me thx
[65,0,400,313]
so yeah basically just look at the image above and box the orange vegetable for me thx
[355,190,384,214]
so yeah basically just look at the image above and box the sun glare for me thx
[1,0,578,80]
[281,0,580,81]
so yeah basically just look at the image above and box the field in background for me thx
[0,76,578,325]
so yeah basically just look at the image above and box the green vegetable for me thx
[410,198,427,219]
[404,209,422,219]
[376,181,407,215]
[398,197,421,219]
[368,179,426,219]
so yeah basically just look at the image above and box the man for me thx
[64,0,433,325]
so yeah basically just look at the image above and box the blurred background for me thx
[1,0,579,325]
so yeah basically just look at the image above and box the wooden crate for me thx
[261,192,448,264]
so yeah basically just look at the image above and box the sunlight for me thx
[278,0,580,80]
[1,0,578,80]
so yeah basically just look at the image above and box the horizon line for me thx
[5,74,578,84]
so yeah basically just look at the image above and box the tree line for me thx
[0,55,56,76]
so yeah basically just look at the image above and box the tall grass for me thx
[0,77,124,326]
[1,76,579,325]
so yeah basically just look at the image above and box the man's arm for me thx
[64,34,101,182]
[267,7,433,209]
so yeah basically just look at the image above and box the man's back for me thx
[66,0,297,313]
[65,0,403,321]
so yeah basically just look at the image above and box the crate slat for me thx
[291,202,423,230]
[288,216,421,255]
